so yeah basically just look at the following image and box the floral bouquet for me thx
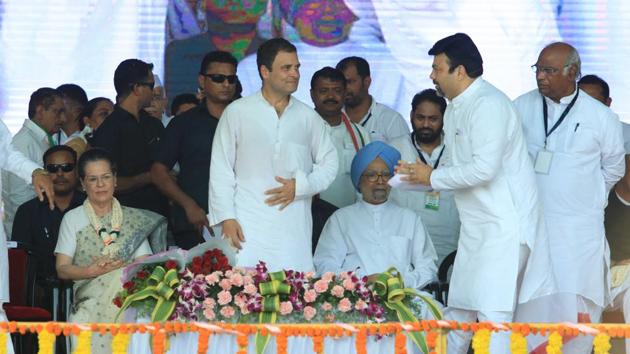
[115,248,442,354]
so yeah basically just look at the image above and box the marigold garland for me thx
[593,333,611,354]
[37,328,55,354]
[355,329,367,354]
[236,334,248,354]
[73,331,92,354]
[312,333,324,354]
[276,333,288,354]
[509,332,527,354]
[0,332,7,354]
[546,331,563,354]
[394,332,408,354]
[197,330,210,354]
[471,328,490,354]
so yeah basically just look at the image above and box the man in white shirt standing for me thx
[0,118,55,354]
[336,56,409,143]
[314,141,437,290]
[3,87,65,238]
[397,33,554,353]
[514,43,625,353]
[310,66,370,208]
[390,89,460,264]
[209,38,338,272]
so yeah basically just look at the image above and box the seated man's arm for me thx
[313,213,347,275]
[403,217,438,289]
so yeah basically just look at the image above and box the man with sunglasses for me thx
[92,59,167,216]
[513,43,625,352]
[12,145,85,312]
[152,51,237,249]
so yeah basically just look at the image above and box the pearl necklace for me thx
[84,198,123,249]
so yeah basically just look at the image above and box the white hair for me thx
[563,47,581,79]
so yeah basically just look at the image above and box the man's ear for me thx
[260,65,271,80]
[606,97,612,107]
[363,76,372,90]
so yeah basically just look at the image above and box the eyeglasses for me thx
[45,163,75,173]
[362,170,392,182]
[530,64,569,76]
[202,73,238,84]
[135,81,155,90]
[84,173,114,185]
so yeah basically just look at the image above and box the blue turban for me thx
[350,141,401,191]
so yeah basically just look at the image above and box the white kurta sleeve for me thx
[313,212,347,275]
[0,121,39,183]
[55,213,77,258]
[294,120,338,199]
[207,109,238,226]
[402,217,438,290]
[600,113,625,192]
[430,97,510,190]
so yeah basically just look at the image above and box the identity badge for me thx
[534,149,553,174]
[425,191,440,210]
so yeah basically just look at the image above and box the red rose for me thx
[136,271,148,280]
[123,281,135,290]
[113,297,123,308]
[165,260,178,270]
[192,256,203,267]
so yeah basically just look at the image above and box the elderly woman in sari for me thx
[55,148,166,353]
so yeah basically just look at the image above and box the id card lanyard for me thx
[535,90,579,174]
[413,133,445,210]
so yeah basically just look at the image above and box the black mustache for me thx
[323,99,339,105]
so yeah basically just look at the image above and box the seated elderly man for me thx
[314,141,438,291]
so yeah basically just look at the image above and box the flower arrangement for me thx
[114,248,440,353]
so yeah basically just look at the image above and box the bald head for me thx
[535,42,581,102]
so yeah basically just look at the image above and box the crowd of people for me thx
[0,31,628,354]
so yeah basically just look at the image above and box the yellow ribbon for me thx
[255,271,290,354]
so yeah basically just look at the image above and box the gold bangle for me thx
[32,168,49,178]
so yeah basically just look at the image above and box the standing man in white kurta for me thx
[390,89,460,264]
[513,43,625,353]
[310,66,370,208]
[0,119,55,354]
[208,38,338,272]
[397,33,554,353]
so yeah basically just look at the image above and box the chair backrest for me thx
[438,251,456,283]
[8,248,36,306]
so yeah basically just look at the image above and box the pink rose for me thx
[303,289,317,303]
[342,278,355,291]
[244,283,258,295]
[303,306,317,321]
[243,275,254,286]
[321,272,334,282]
[203,298,216,309]
[314,279,329,293]
[331,285,345,298]
[203,308,216,320]
[280,301,293,315]
[337,298,352,312]
[205,273,220,285]
[217,290,233,305]
[219,278,232,291]
[230,273,244,287]
[239,304,250,315]
[304,272,315,279]
[220,305,235,319]
[224,270,234,278]
[354,299,367,311]
[321,302,333,311]
[234,293,247,307]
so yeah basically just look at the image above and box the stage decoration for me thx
[0,321,629,354]
[547,330,563,354]
[113,244,440,353]
[509,332,527,354]
[471,328,490,354]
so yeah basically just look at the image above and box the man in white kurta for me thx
[513,43,625,352]
[390,89,460,264]
[208,38,337,272]
[398,33,554,353]
[0,118,55,354]
[310,66,370,208]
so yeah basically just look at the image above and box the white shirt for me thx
[390,134,460,264]
[622,122,630,154]
[319,116,370,208]
[346,98,409,143]
[0,119,40,302]
[430,78,554,312]
[208,91,338,272]
[56,129,81,145]
[314,199,437,290]
[2,119,50,238]
[514,87,625,307]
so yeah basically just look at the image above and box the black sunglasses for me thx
[135,81,155,90]
[45,163,75,173]
[202,73,238,84]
